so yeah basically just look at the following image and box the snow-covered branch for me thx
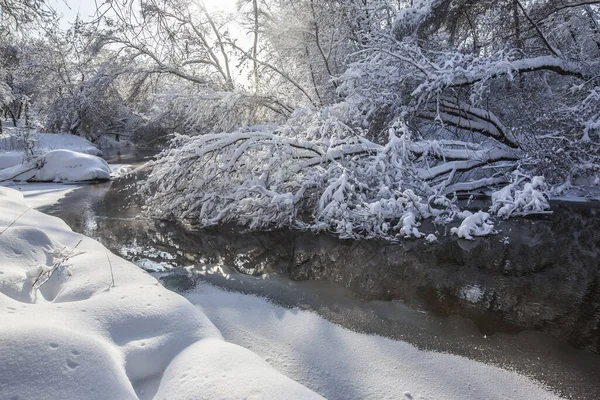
[140,118,476,240]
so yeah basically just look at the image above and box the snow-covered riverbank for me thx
[0,187,321,399]
[0,133,114,184]
[0,185,565,399]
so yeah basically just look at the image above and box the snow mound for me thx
[451,211,495,240]
[0,150,111,182]
[0,325,138,400]
[0,187,320,399]
[154,338,323,400]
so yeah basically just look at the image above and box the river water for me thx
[40,147,600,399]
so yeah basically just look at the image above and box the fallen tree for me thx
[139,112,538,240]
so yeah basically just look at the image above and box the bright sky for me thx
[51,0,237,28]
[50,0,96,27]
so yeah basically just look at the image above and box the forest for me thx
[1,0,599,239]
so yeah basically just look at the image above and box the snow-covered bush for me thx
[489,172,551,218]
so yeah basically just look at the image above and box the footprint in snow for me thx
[66,359,79,369]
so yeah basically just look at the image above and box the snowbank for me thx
[0,187,321,400]
[154,338,320,400]
[0,150,111,182]
[187,283,563,400]
[0,182,84,209]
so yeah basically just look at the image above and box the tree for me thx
[338,0,600,187]
[0,0,54,131]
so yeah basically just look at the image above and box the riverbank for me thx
[34,162,600,399]
[0,186,322,399]
[0,181,568,399]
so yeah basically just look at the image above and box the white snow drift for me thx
[188,283,563,400]
[0,187,321,400]
[0,149,111,182]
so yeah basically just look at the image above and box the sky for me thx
[51,0,237,28]
[50,0,97,27]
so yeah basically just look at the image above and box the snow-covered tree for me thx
[339,0,600,188]
[138,0,599,240]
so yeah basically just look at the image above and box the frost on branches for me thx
[338,0,600,190]
[136,0,600,241]
[489,172,551,218]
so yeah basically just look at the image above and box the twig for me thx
[32,239,83,289]
[106,251,115,288]
[0,207,31,236]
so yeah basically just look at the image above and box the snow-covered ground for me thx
[187,284,562,400]
[0,182,84,209]
[0,185,564,400]
[0,187,321,400]
[0,132,131,208]
[0,132,102,169]
[0,132,102,158]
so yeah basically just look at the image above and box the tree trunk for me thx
[252,0,260,92]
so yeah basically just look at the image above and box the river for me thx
[40,147,600,400]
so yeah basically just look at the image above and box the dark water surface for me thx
[41,148,600,400]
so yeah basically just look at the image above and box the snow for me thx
[450,210,495,240]
[186,283,562,400]
[0,182,83,209]
[154,338,321,400]
[0,133,102,169]
[490,174,551,218]
[425,233,437,243]
[1,324,138,400]
[399,211,423,238]
[0,184,569,399]
[0,130,111,184]
[0,150,111,182]
[140,124,472,241]
[0,187,321,400]
[33,133,103,156]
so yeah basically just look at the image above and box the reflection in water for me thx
[42,165,600,400]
